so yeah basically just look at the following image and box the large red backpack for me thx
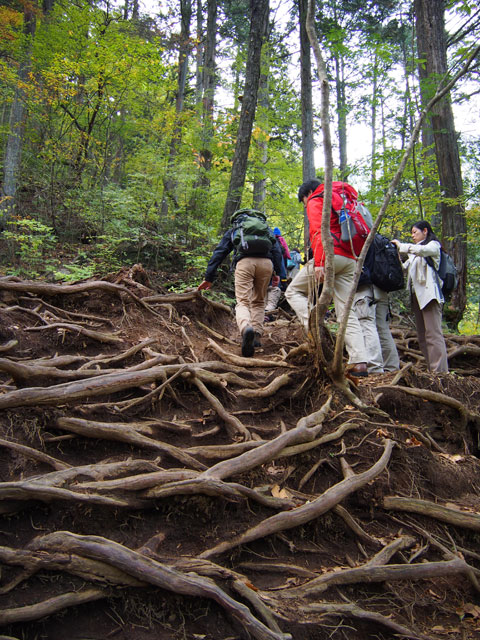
[313,182,371,258]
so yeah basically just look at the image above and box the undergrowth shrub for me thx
[3,218,57,277]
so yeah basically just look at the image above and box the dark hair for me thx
[411,220,440,245]
[298,179,321,202]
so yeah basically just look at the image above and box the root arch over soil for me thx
[0,270,480,640]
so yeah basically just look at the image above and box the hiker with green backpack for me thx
[197,209,283,357]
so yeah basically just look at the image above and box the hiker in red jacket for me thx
[285,179,369,377]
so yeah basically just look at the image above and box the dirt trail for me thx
[0,267,479,640]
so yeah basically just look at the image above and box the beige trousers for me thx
[411,294,448,373]
[234,257,273,336]
[285,257,367,364]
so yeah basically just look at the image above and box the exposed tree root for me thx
[236,373,294,397]
[199,440,394,558]
[25,531,292,640]
[207,338,295,368]
[383,496,480,532]
[298,602,431,640]
[378,383,480,427]
[0,437,71,471]
[0,588,107,625]
[0,277,160,317]
[56,417,207,470]
[278,555,473,598]
[1,276,480,639]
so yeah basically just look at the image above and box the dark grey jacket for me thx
[204,228,283,283]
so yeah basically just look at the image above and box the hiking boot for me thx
[348,362,368,377]
[254,332,262,348]
[241,327,255,357]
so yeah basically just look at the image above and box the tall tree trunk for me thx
[298,0,315,247]
[221,0,270,230]
[195,0,204,106]
[334,52,348,180]
[414,0,467,327]
[1,7,36,228]
[252,23,273,211]
[123,0,139,20]
[161,0,193,218]
[252,66,268,211]
[370,51,378,190]
[298,0,315,183]
[330,0,347,181]
[188,0,217,218]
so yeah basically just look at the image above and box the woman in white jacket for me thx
[392,221,448,373]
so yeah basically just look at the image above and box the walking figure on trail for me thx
[198,209,283,358]
[285,179,369,377]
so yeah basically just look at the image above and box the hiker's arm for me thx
[204,230,234,284]
[394,240,440,259]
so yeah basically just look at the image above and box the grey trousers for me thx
[374,287,400,372]
[411,294,448,373]
[354,285,384,373]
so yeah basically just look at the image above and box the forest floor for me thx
[0,265,480,640]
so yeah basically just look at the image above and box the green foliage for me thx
[54,263,97,282]
[3,218,56,277]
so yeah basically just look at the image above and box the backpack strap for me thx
[424,254,444,299]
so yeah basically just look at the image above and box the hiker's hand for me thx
[314,266,324,282]
[197,281,212,291]
[271,275,280,287]
[391,239,400,248]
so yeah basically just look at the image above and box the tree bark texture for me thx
[414,0,467,325]
[161,0,193,217]
[189,0,218,216]
[221,0,270,229]
[1,7,36,228]
[253,23,272,210]
[298,0,315,246]
[298,0,315,183]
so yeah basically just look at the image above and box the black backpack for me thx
[359,234,404,292]
[425,249,458,300]
[230,209,276,256]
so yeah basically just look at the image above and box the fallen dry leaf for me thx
[271,484,292,499]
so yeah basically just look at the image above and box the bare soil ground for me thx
[0,265,479,640]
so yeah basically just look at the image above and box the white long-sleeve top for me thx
[396,240,444,309]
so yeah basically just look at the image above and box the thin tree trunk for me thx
[298,0,315,182]
[334,53,348,180]
[370,51,378,189]
[161,0,193,218]
[298,0,315,247]
[189,0,217,217]
[253,24,273,211]
[195,0,204,106]
[1,7,36,228]
[305,0,336,372]
[221,0,270,229]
